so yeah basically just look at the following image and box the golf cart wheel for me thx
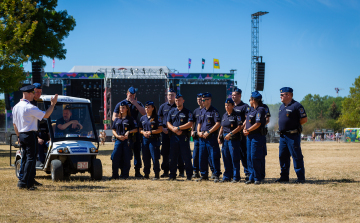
[91,158,103,180]
[51,159,63,181]
[15,159,21,179]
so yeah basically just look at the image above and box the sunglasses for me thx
[280,94,288,97]
[202,99,210,102]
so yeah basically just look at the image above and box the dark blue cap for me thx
[128,87,136,94]
[233,88,242,94]
[225,98,234,105]
[202,92,212,98]
[251,91,262,99]
[168,88,175,93]
[145,101,154,106]
[20,85,35,92]
[280,87,293,93]
[119,100,128,106]
[197,93,203,98]
[175,93,183,99]
[33,83,42,89]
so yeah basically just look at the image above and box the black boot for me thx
[135,169,143,178]
[160,171,169,178]
[144,173,149,179]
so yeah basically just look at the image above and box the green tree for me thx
[0,0,38,93]
[338,75,360,127]
[22,0,76,63]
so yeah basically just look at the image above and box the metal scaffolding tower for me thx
[251,11,268,92]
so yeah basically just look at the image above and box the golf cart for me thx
[14,95,103,181]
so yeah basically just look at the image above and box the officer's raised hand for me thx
[51,94,58,105]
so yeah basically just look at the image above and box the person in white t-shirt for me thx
[13,85,58,190]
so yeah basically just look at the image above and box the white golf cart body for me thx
[15,95,103,181]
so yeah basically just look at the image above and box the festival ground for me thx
[0,142,359,222]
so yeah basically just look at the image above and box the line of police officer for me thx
[111,86,308,184]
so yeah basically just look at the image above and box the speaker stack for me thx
[255,62,265,91]
[32,62,42,84]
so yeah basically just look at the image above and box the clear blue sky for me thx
[18,0,360,104]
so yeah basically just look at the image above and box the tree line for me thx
[266,75,360,135]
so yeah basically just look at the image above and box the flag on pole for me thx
[213,58,220,69]
[202,58,205,69]
[52,59,55,69]
[188,58,191,69]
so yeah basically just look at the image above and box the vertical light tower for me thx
[251,11,268,92]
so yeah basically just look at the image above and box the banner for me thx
[188,58,191,69]
[202,58,205,69]
[213,59,220,69]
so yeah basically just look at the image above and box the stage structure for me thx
[4,67,235,131]
[251,11,268,92]
[97,66,170,130]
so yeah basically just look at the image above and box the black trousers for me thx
[18,131,38,188]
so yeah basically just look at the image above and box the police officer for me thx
[247,98,271,180]
[31,83,49,167]
[191,93,203,178]
[13,85,58,190]
[139,101,163,180]
[167,94,194,181]
[158,89,185,178]
[243,91,266,185]
[197,93,222,182]
[18,83,47,182]
[232,88,250,180]
[111,100,138,180]
[217,98,243,183]
[276,87,308,183]
[112,87,145,178]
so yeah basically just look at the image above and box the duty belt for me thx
[279,129,298,135]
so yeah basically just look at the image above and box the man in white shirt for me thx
[13,85,58,190]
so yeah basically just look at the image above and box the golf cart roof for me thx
[40,95,91,104]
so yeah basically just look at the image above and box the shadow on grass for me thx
[261,178,358,185]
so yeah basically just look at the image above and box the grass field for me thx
[0,141,359,222]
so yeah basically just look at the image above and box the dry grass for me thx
[0,142,359,222]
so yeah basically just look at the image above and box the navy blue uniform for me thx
[158,102,177,173]
[199,106,222,178]
[111,116,137,179]
[114,99,143,170]
[167,107,194,179]
[245,106,266,182]
[234,101,250,176]
[278,99,307,181]
[139,115,161,175]
[192,107,204,173]
[220,112,242,181]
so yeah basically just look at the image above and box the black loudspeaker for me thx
[255,62,265,91]
[5,94,11,110]
[32,62,42,84]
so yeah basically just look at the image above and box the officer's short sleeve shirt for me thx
[112,116,136,136]
[158,102,176,127]
[221,111,242,134]
[139,115,160,131]
[278,99,307,131]
[12,99,45,132]
[200,106,221,132]
[245,106,266,134]
[167,107,194,129]
[234,101,249,123]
